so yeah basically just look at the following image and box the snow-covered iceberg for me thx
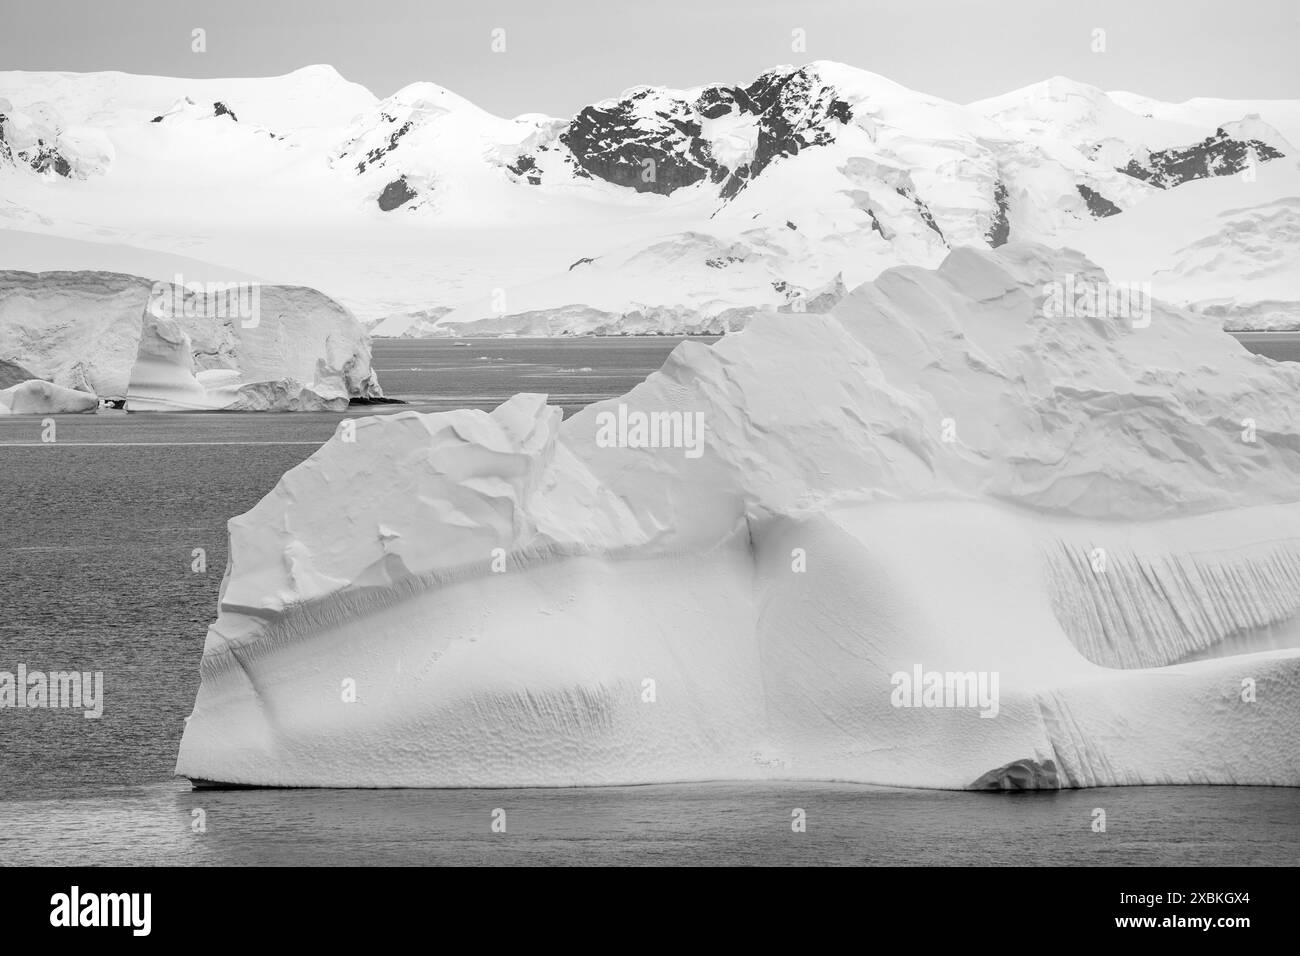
[0,378,98,415]
[176,243,1300,788]
[0,270,383,410]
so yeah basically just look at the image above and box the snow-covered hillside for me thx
[1070,161,1300,329]
[176,243,1300,788]
[1,63,1294,334]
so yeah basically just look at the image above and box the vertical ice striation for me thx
[1045,538,1300,667]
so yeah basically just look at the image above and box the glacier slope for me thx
[1070,161,1300,329]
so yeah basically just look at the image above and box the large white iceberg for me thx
[176,243,1300,788]
[0,378,98,415]
[0,270,383,410]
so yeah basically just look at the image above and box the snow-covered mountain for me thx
[1,62,1295,334]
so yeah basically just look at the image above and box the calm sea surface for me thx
[0,337,1296,865]
[1229,331,1300,364]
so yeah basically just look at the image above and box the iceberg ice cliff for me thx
[177,243,1300,788]
[0,378,98,415]
[0,270,382,411]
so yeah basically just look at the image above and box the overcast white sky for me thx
[4,0,1297,115]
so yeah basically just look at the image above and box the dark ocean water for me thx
[3,779,1297,866]
[1228,331,1300,364]
[0,338,1297,865]
[370,336,717,412]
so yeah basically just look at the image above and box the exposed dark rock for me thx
[0,111,72,176]
[377,176,417,211]
[866,208,889,238]
[826,99,853,125]
[356,121,412,174]
[506,153,542,185]
[516,65,854,199]
[985,181,1010,247]
[559,98,713,194]
[968,758,1060,790]
[717,69,854,200]
[895,185,945,241]
[696,86,749,120]
[1077,183,1121,217]
[568,257,595,271]
[786,220,797,230]
[19,143,73,178]
[150,101,238,124]
[507,155,535,175]
[1118,128,1284,189]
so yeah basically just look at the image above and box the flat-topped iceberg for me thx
[176,243,1300,788]
[0,270,383,411]
[0,378,98,415]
